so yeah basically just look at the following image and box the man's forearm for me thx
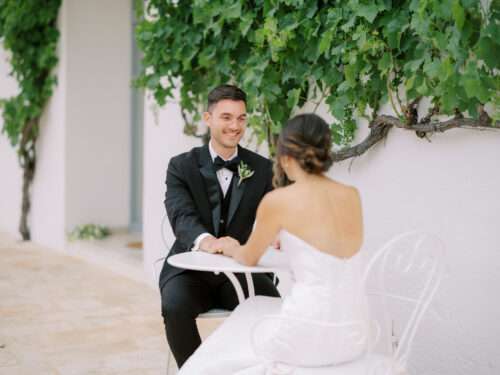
[170,218,207,249]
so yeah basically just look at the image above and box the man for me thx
[159,84,280,368]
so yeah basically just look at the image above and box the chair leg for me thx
[165,348,171,375]
[166,348,178,374]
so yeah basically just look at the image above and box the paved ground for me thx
[0,233,173,375]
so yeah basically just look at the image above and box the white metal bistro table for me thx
[167,248,289,303]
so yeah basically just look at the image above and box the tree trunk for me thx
[18,118,38,241]
[19,154,36,240]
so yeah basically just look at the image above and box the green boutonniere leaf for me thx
[237,161,255,186]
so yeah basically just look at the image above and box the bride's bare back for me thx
[233,174,363,266]
[276,176,363,258]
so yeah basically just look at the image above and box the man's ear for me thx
[203,111,211,126]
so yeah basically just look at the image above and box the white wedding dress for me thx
[179,229,372,375]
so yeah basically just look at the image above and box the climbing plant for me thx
[135,0,499,155]
[0,0,61,240]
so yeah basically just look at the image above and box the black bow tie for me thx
[213,156,241,173]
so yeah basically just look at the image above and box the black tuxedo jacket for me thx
[159,144,274,290]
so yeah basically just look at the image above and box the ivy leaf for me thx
[306,2,318,18]
[483,19,500,42]
[239,14,253,36]
[323,67,343,87]
[451,0,465,31]
[462,62,489,102]
[344,64,357,87]
[423,59,441,79]
[318,29,334,55]
[377,52,391,74]
[328,95,350,121]
[343,118,357,144]
[357,4,380,23]
[462,76,489,102]
[286,88,301,110]
[404,57,424,72]
[475,37,499,70]
[416,78,429,96]
[225,1,242,19]
[146,74,160,89]
[341,17,356,33]
[404,75,415,91]
[140,31,153,41]
[439,57,454,79]
[441,86,459,112]
[268,103,285,124]
[464,97,479,118]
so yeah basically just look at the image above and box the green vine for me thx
[0,0,61,240]
[68,224,111,241]
[135,0,499,156]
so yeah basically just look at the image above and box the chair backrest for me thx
[362,231,445,369]
[161,213,173,252]
[152,213,173,283]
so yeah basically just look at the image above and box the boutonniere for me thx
[237,161,254,186]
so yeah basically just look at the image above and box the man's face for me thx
[203,99,247,150]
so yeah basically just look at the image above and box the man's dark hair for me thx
[207,84,247,111]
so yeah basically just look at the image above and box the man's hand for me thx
[216,237,240,256]
[199,235,218,252]
[200,236,240,255]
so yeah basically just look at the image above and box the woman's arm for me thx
[224,191,282,266]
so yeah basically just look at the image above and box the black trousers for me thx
[160,270,280,368]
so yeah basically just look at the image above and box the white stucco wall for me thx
[0,48,22,237]
[64,0,131,232]
[142,94,500,372]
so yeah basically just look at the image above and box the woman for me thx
[179,113,370,374]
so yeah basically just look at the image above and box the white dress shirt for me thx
[192,142,238,251]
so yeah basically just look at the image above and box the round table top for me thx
[167,248,290,273]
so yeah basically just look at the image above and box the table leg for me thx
[222,272,246,303]
[245,272,255,297]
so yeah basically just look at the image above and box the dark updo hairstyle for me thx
[273,113,333,188]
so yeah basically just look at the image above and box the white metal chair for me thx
[155,214,231,374]
[359,230,446,374]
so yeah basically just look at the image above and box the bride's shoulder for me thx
[262,186,288,204]
[259,185,295,211]
[327,179,361,197]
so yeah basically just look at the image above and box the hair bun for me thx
[273,113,334,187]
[300,145,333,174]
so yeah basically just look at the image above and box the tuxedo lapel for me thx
[227,145,249,227]
[198,145,222,236]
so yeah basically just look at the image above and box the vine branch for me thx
[333,114,499,162]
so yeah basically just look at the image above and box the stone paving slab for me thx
[0,233,170,374]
